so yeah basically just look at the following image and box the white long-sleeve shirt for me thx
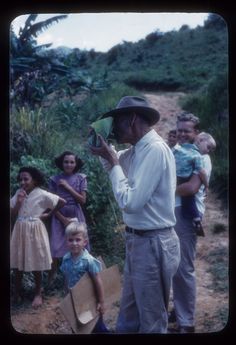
[108,129,176,230]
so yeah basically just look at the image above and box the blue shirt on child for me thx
[60,249,101,288]
[173,143,203,179]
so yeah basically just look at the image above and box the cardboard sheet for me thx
[59,264,121,333]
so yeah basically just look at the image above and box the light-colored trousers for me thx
[172,206,197,327]
[116,227,180,333]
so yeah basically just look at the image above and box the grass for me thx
[206,247,228,293]
[202,306,228,332]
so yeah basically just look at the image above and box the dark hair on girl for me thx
[17,166,45,186]
[54,151,84,173]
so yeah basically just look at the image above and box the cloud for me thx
[37,33,53,45]
[37,33,63,46]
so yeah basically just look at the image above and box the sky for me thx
[11,12,210,53]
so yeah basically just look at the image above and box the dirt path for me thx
[145,91,186,139]
[11,92,229,334]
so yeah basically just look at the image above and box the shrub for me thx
[79,150,124,265]
[124,69,184,91]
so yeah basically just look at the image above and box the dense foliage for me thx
[10,13,228,263]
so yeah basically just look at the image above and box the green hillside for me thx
[10,13,228,262]
[62,13,227,92]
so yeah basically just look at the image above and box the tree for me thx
[10,14,68,77]
[10,14,69,107]
[204,13,227,30]
[12,14,68,57]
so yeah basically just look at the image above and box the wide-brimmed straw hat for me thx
[100,96,160,126]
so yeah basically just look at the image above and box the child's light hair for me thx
[197,132,216,152]
[65,219,88,239]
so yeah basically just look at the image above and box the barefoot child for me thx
[10,166,66,308]
[60,220,109,333]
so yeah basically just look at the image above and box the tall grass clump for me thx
[10,105,65,161]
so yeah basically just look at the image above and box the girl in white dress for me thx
[10,166,66,308]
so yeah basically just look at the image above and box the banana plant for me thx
[12,14,68,57]
[10,14,69,108]
[10,14,68,79]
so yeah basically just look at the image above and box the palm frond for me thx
[20,15,68,41]
[24,14,38,27]
[19,14,38,36]
[34,43,52,50]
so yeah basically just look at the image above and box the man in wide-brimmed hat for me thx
[89,96,180,333]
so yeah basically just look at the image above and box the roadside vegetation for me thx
[10,13,228,266]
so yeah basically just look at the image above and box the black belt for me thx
[125,226,171,236]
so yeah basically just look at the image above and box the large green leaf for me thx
[88,116,113,147]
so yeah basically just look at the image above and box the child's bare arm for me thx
[54,197,67,211]
[198,168,208,188]
[54,210,74,227]
[10,189,26,218]
[92,272,105,314]
[40,197,66,221]
[58,179,87,205]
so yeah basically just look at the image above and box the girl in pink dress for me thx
[10,166,66,308]
[48,151,88,282]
